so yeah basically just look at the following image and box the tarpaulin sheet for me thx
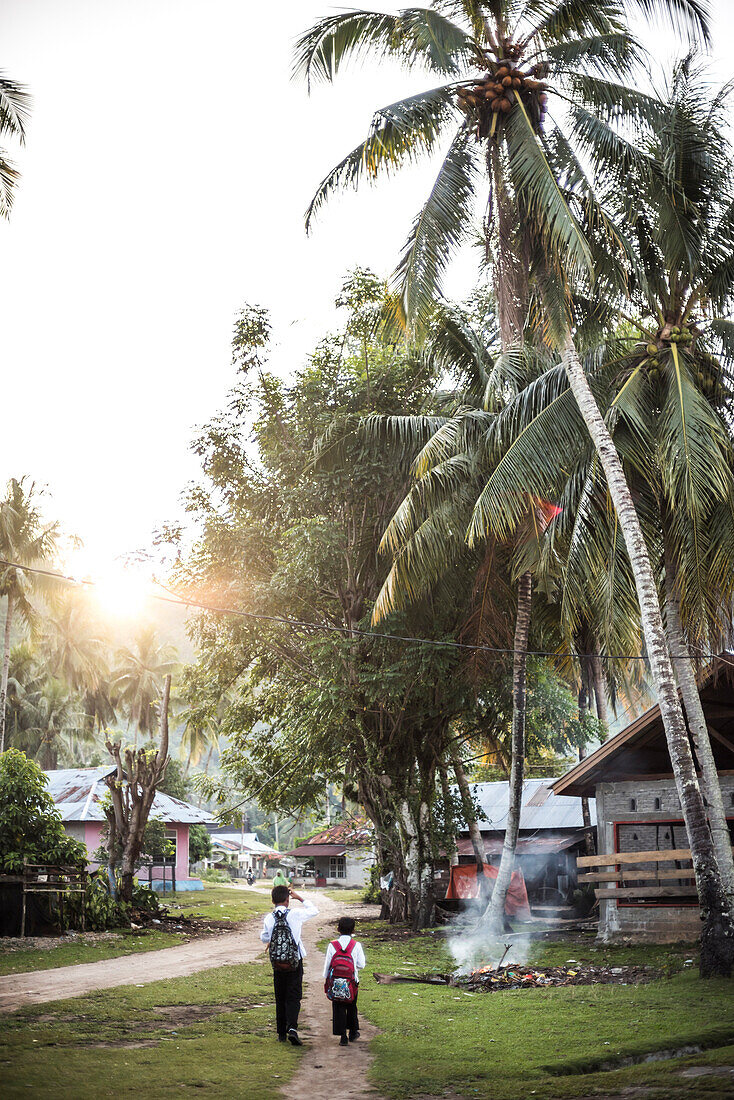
[445,863,531,918]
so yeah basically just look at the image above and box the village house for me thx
[286,820,375,887]
[453,777,596,906]
[552,661,734,941]
[46,767,215,892]
[204,828,280,877]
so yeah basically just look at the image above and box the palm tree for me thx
[0,478,58,753]
[18,677,87,770]
[0,73,31,217]
[112,627,178,744]
[41,590,116,732]
[297,3,734,974]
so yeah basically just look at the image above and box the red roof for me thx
[300,819,373,848]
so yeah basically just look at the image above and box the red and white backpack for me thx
[324,938,358,1003]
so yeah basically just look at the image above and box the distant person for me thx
[323,916,366,1047]
[260,886,318,1046]
[272,868,290,888]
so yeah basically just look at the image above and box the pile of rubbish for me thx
[373,957,657,992]
[462,961,655,991]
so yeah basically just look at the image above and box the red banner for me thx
[445,862,531,919]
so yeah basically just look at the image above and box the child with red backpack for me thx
[323,916,366,1047]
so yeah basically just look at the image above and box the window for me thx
[165,829,177,865]
[654,797,661,811]
[329,856,346,879]
[629,798,637,812]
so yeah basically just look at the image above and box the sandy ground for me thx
[0,887,384,1098]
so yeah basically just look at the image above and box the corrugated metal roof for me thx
[44,768,216,825]
[287,843,348,858]
[457,830,589,857]
[459,778,596,832]
[210,832,279,857]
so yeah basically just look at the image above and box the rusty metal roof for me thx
[44,768,215,825]
[457,831,589,857]
[287,843,348,858]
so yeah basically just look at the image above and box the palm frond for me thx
[305,85,460,231]
[0,75,31,142]
[293,8,474,87]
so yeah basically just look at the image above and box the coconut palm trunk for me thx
[450,741,485,866]
[0,591,15,754]
[561,334,733,977]
[486,571,532,932]
[662,550,734,905]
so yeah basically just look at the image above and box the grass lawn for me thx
[1,960,299,1099]
[164,884,273,923]
[321,887,368,905]
[354,922,734,1099]
[0,930,183,976]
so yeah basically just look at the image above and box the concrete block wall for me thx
[596,777,734,942]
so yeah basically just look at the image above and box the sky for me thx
[2,0,733,577]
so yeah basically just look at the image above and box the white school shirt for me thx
[323,935,366,983]
[260,901,319,959]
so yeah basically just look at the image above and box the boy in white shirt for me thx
[260,885,319,1045]
[323,915,366,1046]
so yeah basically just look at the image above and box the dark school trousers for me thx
[331,992,359,1037]
[273,961,303,1036]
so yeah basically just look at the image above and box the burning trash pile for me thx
[373,950,657,993]
[461,960,656,992]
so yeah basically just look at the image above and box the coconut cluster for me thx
[456,60,549,139]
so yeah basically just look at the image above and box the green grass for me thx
[355,922,734,1099]
[164,884,273,923]
[0,930,183,976]
[321,888,367,905]
[1,960,300,1099]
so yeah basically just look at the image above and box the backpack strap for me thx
[332,937,356,957]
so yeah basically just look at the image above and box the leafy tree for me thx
[0,748,86,872]
[188,823,212,865]
[297,5,734,973]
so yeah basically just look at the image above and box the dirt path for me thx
[281,894,383,1100]
[0,920,267,1013]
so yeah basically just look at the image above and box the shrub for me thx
[0,749,86,873]
[201,867,230,883]
[363,864,382,904]
[189,823,212,864]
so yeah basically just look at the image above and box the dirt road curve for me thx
[0,921,267,1013]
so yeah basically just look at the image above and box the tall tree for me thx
[112,627,177,744]
[296,3,734,974]
[0,478,58,754]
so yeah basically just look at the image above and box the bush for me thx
[189,823,212,864]
[201,867,230,883]
[363,864,382,904]
[0,749,87,873]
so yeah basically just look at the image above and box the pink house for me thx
[45,767,215,891]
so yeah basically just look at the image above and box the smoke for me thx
[444,904,533,974]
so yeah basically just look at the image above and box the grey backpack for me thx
[269,910,300,971]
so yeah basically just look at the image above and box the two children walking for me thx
[260,885,366,1048]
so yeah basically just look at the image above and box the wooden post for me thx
[20,872,27,938]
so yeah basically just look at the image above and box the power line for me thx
[0,556,727,665]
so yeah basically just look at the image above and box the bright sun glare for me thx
[65,551,153,620]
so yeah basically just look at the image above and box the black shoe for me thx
[277,1034,287,1042]
[339,1035,349,1046]
[348,1030,360,1041]
[287,1029,303,1046]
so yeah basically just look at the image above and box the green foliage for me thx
[363,864,382,904]
[188,823,212,864]
[142,819,174,861]
[200,867,230,883]
[0,749,86,873]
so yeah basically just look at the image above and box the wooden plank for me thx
[578,848,694,867]
[595,885,699,899]
[578,868,694,884]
